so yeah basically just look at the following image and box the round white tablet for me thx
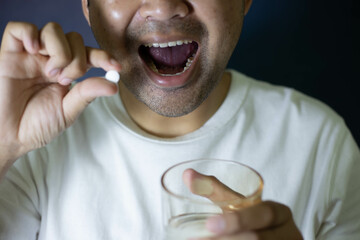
[105,70,120,83]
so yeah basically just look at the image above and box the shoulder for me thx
[229,70,359,165]
[230,70,345,130]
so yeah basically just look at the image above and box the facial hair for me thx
[91,17,229,117]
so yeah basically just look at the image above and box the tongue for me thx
[148,43,197,74]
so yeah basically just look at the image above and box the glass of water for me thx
[161,159,263,240]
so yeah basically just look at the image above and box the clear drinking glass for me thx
[161,159,263,240]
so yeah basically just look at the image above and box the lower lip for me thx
[140,52,200,89]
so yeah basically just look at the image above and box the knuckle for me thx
[67,32,83,41]
[67,32,86,50]
[6,21,36,32]
[44,22,62,32]
[23,23,38,32]
[6,21,19,29]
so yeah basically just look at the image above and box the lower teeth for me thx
[149,54,195,76]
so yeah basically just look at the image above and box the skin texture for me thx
[82,0,249,137]
[0,0,303,239]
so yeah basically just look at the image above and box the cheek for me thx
[89,0,138,50]
[212,4,242,41]
[195,1,243,59]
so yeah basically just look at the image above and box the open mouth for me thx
[139,40,199,77]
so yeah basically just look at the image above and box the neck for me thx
[119,72,231,138]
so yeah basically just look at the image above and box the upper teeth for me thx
[144,40,193,48]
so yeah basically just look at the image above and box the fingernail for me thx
[206,215,225,234]
[49,68,60,77]
[59,78,73,85]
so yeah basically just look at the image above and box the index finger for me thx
[86,47,122,72]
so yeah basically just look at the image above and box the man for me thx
[0,0,359,239]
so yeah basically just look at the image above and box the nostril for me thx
[139,1,189,21]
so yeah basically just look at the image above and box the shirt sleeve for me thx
[0,150,47,240]
[316,127,360,239]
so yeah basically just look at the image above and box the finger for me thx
[220,232,258,240]
[205,201,293,235]
[39,22,72,77]
[57,32,87,85]
[193,231,256,240]
[1,22,39,54]
[62,77,118,126]
[61,46,121,125]
[203,222,303,240]
[183,169,245,206]
[86,47,122,72]
[248,221,303,240]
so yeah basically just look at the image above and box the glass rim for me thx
[161,158,264,207]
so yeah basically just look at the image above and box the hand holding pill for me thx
[105,70,120,83]
[0,21,121,166]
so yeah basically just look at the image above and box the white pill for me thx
[105,70,120,83]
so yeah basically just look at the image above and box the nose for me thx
[139,0,190,21]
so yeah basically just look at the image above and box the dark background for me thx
[1,0,359,145]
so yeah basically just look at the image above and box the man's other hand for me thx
[183,169,303,240]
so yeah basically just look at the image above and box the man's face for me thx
[83,0,249,117]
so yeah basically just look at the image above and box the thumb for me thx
[62,77,118,126]
[182,169,246,211]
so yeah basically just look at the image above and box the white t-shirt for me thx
[0,70,359,240]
